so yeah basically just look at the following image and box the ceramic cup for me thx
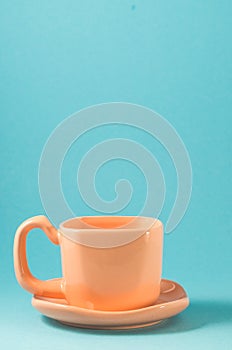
[14,215,163,311]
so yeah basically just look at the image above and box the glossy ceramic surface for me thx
[32,279,189,330]
[14,215,163,311]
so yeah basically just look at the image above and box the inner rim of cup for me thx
[60,216,161,230]
[59,216,162,249]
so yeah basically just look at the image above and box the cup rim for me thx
[60,215,162,232]
[59,216,163,248]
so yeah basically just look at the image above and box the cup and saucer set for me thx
[14,215,189,330]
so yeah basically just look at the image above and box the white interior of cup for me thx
[59,216,162,248]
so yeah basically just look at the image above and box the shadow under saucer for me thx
[42,299,232,335]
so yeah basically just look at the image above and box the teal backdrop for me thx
[0,1,231,349]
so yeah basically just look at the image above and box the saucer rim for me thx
[32,279,189,329]
[32,278,189,315]
[59,319,164,330]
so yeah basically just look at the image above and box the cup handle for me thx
[14,215,64,298]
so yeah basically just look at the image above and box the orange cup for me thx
[14,215,163,311]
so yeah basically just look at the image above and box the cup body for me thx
[59,216,163,311]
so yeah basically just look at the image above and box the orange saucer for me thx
[32,279,189,330]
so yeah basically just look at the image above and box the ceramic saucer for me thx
[32,279,189,330]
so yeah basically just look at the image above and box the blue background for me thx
[0,1,231,349]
